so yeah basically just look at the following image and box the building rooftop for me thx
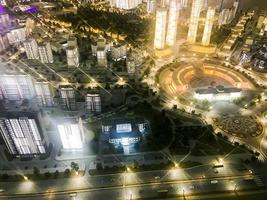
[195,85,241,95]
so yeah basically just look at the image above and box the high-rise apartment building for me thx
[187,0,203,44]
[59,85,76,110]
[38,42,53,64]
[166,0,179,46]
[24,38,39,59]
[0,112,47,157]
[0,74,35,101]
[34,81,54,107]
[6,27,26,44]
[86,93,101,114]
[202,7,215,46]
[66,37,79,67]
[154,7,168,49]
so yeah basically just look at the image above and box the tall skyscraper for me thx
[0,74,35,101]
[0,112,47,157]
[24,38,39,60]
[187,0,203,44]
[59,85,76,110]
[57,117,84,150]
[38,42,53,64]
[34,81,54,107]
[202,7,215,46]
[154,7,168,49]
[86,93,101,114]
[166,0,179,46]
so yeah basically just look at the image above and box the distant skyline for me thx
[208,0,267,10]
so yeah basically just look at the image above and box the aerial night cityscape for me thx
[1,0,267,200]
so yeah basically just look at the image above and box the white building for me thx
[0,13,10,28]
[6,27,26,44]
[147,0,156,13]
[38,42,53,64]
[0,113,47,157]
[154,7,168,49]
[109,0,142,10]
[166,0,179,46]
[59,85,76,110]
[187,0,203,44]
[57,117,84,150]
[202,7,215,46]
[0,34,9,52]
[66,46,79,67]
[194,86,241,101]
[34,82,54,107]
[218,9,231,26]
[24,38,39,60]
[66,37,79,67]
[180,0,188,8]
[111,44,127,61]
[96,37,108,67]
[86,93,101,114]
[127,59,135,74]
[0,74,35,101]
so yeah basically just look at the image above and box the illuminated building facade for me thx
[59,85,76,110]
[102,118,149,147]
[109,0,142,10]
[6,27,26,44]
[0,112,47,157]
[86,93,101,114]
[166,0,179,46]
[57,117,84,150]
[187,0,203,44]
[66,46,79,67]
[111,44,127,61]
[218,9,231,26]
[0,74,35,101]
[24,38,39,60]
[34,81,54,107]
[147,0,156,13]
[0,34,9,52]
[38,42,53,64]
[66,37,79,67]
[201,7,215,46]
[0,13,10,28]
[127,59,135,74]
[154,7,168,49]
[96,37,107,67]
[194,85,241,101]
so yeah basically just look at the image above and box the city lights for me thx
[0,1,266,199]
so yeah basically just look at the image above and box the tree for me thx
[64,169,71,177]
[33,167,40,176]
[70,162,79,172]
[54,170,59,178]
